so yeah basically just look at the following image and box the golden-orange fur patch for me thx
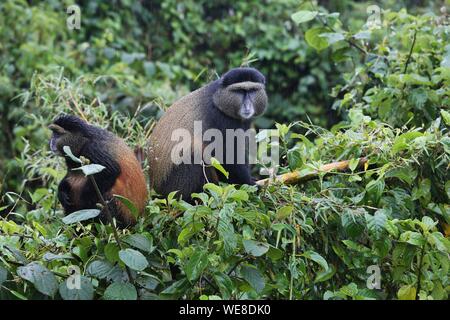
[110,139,148,222]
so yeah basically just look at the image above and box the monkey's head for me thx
[213,67,267,121]
[48,114,90,157]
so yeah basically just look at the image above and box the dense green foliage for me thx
[0,1,449,300]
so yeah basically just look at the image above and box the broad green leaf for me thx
[113,195,139,219]
[160,279,190,298]
[365,209,387,239]
[427,232,450,252]
[0,265,7,285]
[59,276,94,300]
[392,131,423,154]
[184,250,208,282]
[62,209,101,224]
[241,265,265,293]
[243,240,270,257]
[365,179,385,204]
[118,248,149,271]
[291,10,318,24]
[398,285,416,300]
[441,110,450,126]
[104,282,137,300]
[267,246,283,261]
[214,273,233,299]
[385,167,417,185]
[17,262,58,297]
[104,243,120,263]
[276,205,293,220]
[302,251,329,270]
[305,27,330,51]
[315,265,336,283]
[123,234,154,254]
[229,189,249,201]
[86,260,114,279]
[210,157,229,179]
[218,205,237,257]
[400,231,426,247]
[319,32,345,44]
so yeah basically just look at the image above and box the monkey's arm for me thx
[225,164,255,185]
[58,177,76,212]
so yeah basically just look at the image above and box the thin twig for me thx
[403,30,417,74]
[88,175,135,285]
[415,243,426,300]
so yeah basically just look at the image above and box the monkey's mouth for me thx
[49,138,58,153]
[239,110,254,119]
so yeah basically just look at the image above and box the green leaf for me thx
[400,231,426,247]
[184,250,208,282]
[392,131,423,154]
[341,208,365,238]
[267,246,283,261]
[427,232,450,252]
[119,248,149,271]
[319,32,345,44]
[276,205,293,220]
[63,146,82,164]
[305,27,330,51]
[75,164,106,176]
[214,273,233,299]
[315,265,336,283]
[398,285,416,300]
[243,240,270,257]
[365,209,387,239]
[385,167,417,185]
[365,179,385,204]
[229,189,249,201]
[241,265,265,293]
[441,110,450,126]
[0,265,8,285]
[104,243,120,263]
[62,209,101,224]
[113,195,139,219]
[302,251,329,270]
[123,234,154,254]
[59,276,94,300]
[291,10,318,24]
[340,283,358,297]
[217,205,237,256]
[86,260,114,279]
[17,262,58,297]
[348,158,359,172]
[104,282,137,300]
[210,157,229,179]
[160,279,190,298]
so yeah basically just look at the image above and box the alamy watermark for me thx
[67,5,81,30]
[366,265,381,290]
[168,121,280,176]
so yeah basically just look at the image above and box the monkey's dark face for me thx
[48,123,87,157]
[213,81,267,121]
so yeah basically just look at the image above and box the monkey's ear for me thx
[48,124,66,134]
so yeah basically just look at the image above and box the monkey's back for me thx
[148,83,216,199]
[109,136,148,224]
